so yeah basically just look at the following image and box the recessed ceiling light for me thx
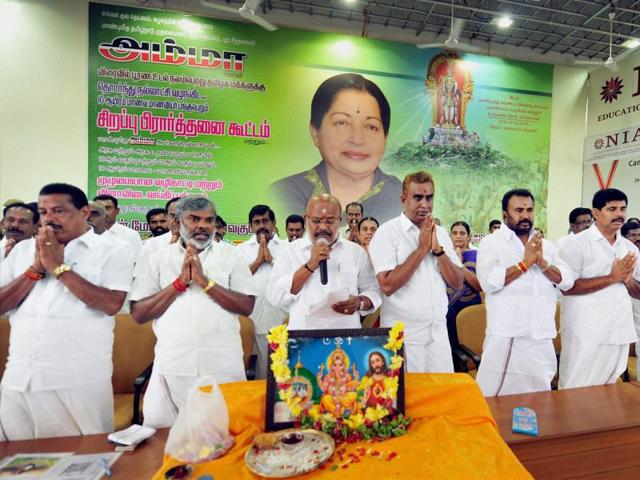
[622,39,640,49]
[496,16,513,29]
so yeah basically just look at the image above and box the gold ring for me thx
[45,242,52,246]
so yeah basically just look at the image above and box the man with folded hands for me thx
[130,195,256,428]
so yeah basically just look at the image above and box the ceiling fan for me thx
[575,2,619,68]
[416,0,480,52]
[201,0,278,32]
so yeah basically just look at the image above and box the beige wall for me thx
[0,0,588,240]
[0,0,88,203]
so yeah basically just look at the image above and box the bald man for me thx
[267,194,381,330]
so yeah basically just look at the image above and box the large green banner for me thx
[89,3,553,240]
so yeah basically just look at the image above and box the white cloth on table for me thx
[266,236,380,330]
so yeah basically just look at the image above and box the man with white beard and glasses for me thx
[130,196,256,428]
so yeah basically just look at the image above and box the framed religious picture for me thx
[265,324,409,442]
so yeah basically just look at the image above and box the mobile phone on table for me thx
[512,407,538,436]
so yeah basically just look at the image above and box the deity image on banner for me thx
[268,329,405,429]
[424,51,478,148]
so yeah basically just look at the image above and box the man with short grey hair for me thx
[130,195,256,428]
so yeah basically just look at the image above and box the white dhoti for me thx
[559,332,629,389]
[476,335,557,397]
[405,323,454,373]
[0,380,113,441]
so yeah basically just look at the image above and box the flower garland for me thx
[267,322,412,443]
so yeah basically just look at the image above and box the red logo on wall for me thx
[600,77,624,103]
[592,160,619,189]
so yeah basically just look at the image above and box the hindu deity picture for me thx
[266,328,405,430]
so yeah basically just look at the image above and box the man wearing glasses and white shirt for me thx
[267,194,381,330]
[368,171,463,373]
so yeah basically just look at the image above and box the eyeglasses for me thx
[309,217,338,226]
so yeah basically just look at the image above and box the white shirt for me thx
[559,224,640,344]
[0,230,134,391]
[555,232,573,252]
[138,231,173,265]
[105,222,143,261]
[130,241,257,377]
[368,214,462,344]
[476,225,574,339]
[236,235,288,334]
[266,236,380,330]
[0,238,6,262]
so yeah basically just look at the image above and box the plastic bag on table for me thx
[164,376,235,463]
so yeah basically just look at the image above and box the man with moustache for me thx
[130,196,256,428]
[236,205,287,379]
[344,202,364,242]
[0,183,133,439]
[93,194,143,260]
[87,201,109,235]
[556,207,593,250]
[145,208,169,237]
[475,189,574,396]
[137,197,181,263]
[267,194,380,330]
[369,171,463,373]
[0,203,39,261]
[214,215,227,243]
[285,214,305,242]
[560,188,640,388]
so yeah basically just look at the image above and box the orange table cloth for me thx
[153,373,532,479]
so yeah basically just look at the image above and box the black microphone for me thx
[316,237,329,285]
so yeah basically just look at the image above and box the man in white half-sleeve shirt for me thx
[267,194,380,330]
[137,197,181,264]
[0,203,39,262]
[368,171,463,373]
[476,189,574,396]
[236,204,287,379]
[93,194,143,260]
[559,188,640,389]
[130,196,256,428]
[0,183,133,440]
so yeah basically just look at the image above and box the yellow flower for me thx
[345,413,364,429]
[288,397,303,418]
[390,354,404,370]
[270,346,287,363]
[383,376,399,397]
[267,325,288,346]
[365,405,389,422]
[272,362,291,383]
[308,405,321,421]
[383,322,405,352]
[359,376,374,390]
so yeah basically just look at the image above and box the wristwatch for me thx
[53,263,72,278]
[433,248,446,257]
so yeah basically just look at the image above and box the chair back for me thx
[0,317,9,380]
[456,304,487,356]
[112,314,156,394]
[239,316,255,370]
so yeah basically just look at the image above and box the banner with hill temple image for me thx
[89,2,552,240]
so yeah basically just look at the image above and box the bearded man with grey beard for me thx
[130,195,256,428]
